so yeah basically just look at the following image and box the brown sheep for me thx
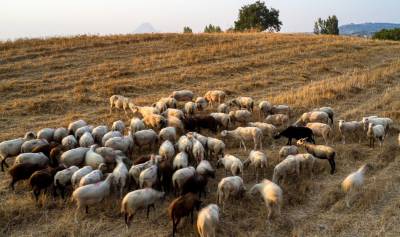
[168,193,202,237]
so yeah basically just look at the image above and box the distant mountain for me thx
[134,23,158,34]
[339,23,400,37]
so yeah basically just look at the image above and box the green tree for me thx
[183,26,193,33]
[314,15,339,35]
[234,1,282,32]
[373,28,400,41]
[204,24,222,33]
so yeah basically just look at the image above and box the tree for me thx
[373,28,400,41]
[234,1,282,32]
[204,24,222,33]
[314,15,339,35]
[183,26,192,33]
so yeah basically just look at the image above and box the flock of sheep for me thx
[0,89,398,236]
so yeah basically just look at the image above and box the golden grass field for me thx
[1,33,400,237]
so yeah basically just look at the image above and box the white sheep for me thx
[121,188,165,227]
[54,166,79,198]
[221,127,263,151]
[158,97,178,109]
[159,140,175,160]
[229,110,252,126]
[14,152,49,167]
[105,132,133,155]
[133,129,158,152]
[217,154,243,176]
[91,125,108,145]
[170,90,194,101]
[142,114,167,131]
[68,119,87,135]
[167,116,185,134]
[62,135,78,150]
[113,155,129,197]
[111,120,125,134]
[296,138,336,174]
[128,159,155,188]
[210,113,231,130]
[101,131,123,146]
[79,132,95,148]
[75,125,93,140]
[162,108,185,120]
[71,166,93,189]
[217,103,229,114]
[250,179,283,219]
[84,145,105,169]
[196,160,215,177]
[338,120,363,144]
[130,117,146,133]
[270,104,290,115]
[79,163,107,187]
[131,106,160,118]
[72,173,114,223]
[306,122,332,145]
[184,102,197,117]
[192,138,206,164]
[21,138,48,153]
[61,147,90,167]
[206,137,225,160]
[109,95,130,115]
[191,132,208,148]
[152,101,168,113]
[0,131,36,171]
[228,97,254,111]
[173,152,189,170]
[272,155,300,185]
[265,114,289,127]
[197,204,220,237]
[258,101,272,118]
[247,122,277,139]
[204,90,226,106]
[279,145,299,160]
[159,127,177,142]
[139,165,159,188]
[244,150,268,182]
[367,123,385,148]
[342,164,371,207]
[295,111,329,126]
[172,166,196,195]
[195,97,208,111]
[177,135,193,154]
[217,176,245,212]
[53,127,68,143]
[363,117,392,135]
[313,107,334,126]
[37,128,55,142]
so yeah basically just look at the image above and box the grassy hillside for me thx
[0,33,400,237]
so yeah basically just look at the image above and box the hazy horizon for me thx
[1,0,399,40]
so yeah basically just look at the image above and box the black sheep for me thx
[274,126,315,145]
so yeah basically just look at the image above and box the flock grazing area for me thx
[1,33,400,237]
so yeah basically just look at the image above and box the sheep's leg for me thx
[74,205,82,224]
[242,140,247,151]
[9,179,15,190]
[328,159,336,175]
[85,205,89,214]
[33,189,40,203]
[191,209,194,224]
[1,158,10,172]
[267,202,273,220]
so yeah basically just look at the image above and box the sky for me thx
[1,0,399,40]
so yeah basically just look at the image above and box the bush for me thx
[204,24,222,33]
[183,26,193,34]
[373,28,400,41]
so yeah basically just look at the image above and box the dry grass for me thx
[1,33,400,236]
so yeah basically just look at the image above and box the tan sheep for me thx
[306,122,332,145]
[204,90,226,107]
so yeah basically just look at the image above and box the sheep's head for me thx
[98,163,108,173]
[220,130,228,137]
[297,138,307,146]
[24,131,36,140]
[216,158,223,168]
